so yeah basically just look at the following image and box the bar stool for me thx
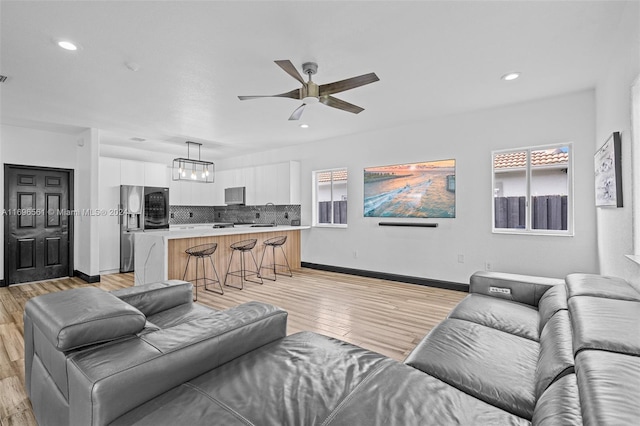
[182,243,223,301]
[224,239,263,289]
[258,236,293,281]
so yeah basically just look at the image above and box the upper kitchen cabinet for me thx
[144,162,169,187]
[277,161,300,205]
[120,159,145,186]
[119,159,168,187]
[251,161,300,205]
[169,170,216,206]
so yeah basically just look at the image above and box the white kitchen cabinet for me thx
[99,157,122,272]
[212,170,230,205]
[208,161,301,207]
[280,160,301,204]
[168,174,183,205]
[144,162,169,187]
[191,181,215,206]
[242,167,256,205]
[120,159,145,186]
[253,163,277,205]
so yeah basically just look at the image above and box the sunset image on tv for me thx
[364,159,456,218]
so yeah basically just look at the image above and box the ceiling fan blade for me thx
[288,104,306,121]
[238,88,301,101]
[319,73,379,96]
[319,96,364,114]
[275,60,306,85]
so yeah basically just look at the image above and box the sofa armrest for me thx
[111,280,194,317]
[67,301,287,426]
[470,271,564,307]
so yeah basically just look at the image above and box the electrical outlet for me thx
[189,212,193,218]
[284,212,289,219]
[485,261,492,271]
[217,212,221,218]
[457,254,464,263]
[255,212,260,219]
[353,250,358,259]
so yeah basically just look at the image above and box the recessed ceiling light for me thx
[57,40,79,51]
[501,72,521,81]
[300,124,309,129]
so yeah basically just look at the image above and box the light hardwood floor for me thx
[0,269,466,426]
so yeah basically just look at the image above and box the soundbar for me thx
[378,222,438,227]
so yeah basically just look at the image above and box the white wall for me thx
[218,90,598,283]
[0,124,100,281]
[594,0,640,287]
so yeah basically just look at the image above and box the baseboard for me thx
[301,262,469,292]
[74,270,101,284]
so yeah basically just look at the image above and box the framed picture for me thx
[364,159,456,218]
[594,131,623,207]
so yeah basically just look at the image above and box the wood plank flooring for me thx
[0,269,466,426]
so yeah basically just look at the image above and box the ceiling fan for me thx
[238,60,379,121]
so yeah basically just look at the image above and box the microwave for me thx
[225,187,246,205]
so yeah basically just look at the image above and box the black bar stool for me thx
[182,243,223,301]
[224,239,263,289]
[258,236,293,281]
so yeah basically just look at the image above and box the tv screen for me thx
[364,159,456,218]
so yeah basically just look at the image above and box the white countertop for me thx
[142,225,310,240]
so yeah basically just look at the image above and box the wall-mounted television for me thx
[364,159,456,218]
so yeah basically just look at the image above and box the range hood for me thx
[225,187,246,205]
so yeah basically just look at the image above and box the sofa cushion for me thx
[570,296,640,356]
[111,280,194,317]
[113,331,531,426]
[575,350,640,425]
[25,287,146,351]
[66,302,288,426]
[404,318,538,420]
[535,310,574,399]
[114,331,390,425]
[448,293,539,341]
[325,361,530,426]
[565,273,640,301]
[110,382,248,426]
[146,303,215,329]
[537,284,568,332]
[532,374,582,426]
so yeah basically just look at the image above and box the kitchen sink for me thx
[250,224,276,227]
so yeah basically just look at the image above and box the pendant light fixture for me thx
[172,141,214,183]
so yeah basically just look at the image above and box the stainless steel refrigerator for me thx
[119,185,170,273]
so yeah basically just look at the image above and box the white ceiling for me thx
[0,0,632,160]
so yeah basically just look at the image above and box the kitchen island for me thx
[134,225,309,286]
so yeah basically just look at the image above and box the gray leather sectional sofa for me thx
[23,272,640,425]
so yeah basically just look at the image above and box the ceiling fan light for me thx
[301,96,319,105]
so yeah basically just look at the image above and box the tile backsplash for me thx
[170,204,301,226]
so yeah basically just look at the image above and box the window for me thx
[492,144,573,235]
[313,168,348,226]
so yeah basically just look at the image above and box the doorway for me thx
[3,165,74,285]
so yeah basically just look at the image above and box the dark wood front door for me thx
[4,165,73,285]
